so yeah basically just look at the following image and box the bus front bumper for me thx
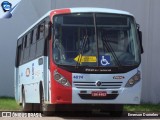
[72,82,141,104]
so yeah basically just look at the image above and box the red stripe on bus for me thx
[49,38,72,104]
[50,8,71,22]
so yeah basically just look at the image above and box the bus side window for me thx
[30,31,33,44]
[23,34,30,63]
[24,36,27,48]
[33,28,37,43]
[16,40,23,66]
[45,20,50,39]
[39,23,45,39]
[17,46,21,66]
[29,30,36,60]
[44,20,51,56]
[38,23,45,40]
[20,37,25,64]
[36,23,45,57]
[27,33,31,50]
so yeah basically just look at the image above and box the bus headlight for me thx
[61,78,69,86]
[54,71,71,87]
[128,79,134,85]
[54,73,61,80]
[125,71,141,87]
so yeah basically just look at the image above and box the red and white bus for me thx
[15,7,143,116]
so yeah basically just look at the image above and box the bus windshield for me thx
[52,13,140,67]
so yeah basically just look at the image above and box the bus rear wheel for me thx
[22,88,32,112]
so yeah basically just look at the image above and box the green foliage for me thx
[0,97,21,111]
[124,104,160,112]
[0,97,160,112]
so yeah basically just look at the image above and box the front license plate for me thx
[91,91,107,97]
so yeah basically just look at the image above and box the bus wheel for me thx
[22,88,32,112]
[40,87,54,116]
[109,104,123,117]
[40,88,45,112]
[110,111,123,117]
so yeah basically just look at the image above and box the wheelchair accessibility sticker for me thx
[99,55,111,66]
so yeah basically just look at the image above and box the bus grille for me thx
[73,81,123,89]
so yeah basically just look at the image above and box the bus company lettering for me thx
[113,76,125,79]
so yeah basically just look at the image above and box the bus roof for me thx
[18,7,133,39]
[70,7,132,16]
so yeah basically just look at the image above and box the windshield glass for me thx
[52,13,140,67]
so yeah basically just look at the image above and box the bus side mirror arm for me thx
[137,24,144,54]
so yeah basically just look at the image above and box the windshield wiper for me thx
[75,34,88,68]
[102,35,121,67]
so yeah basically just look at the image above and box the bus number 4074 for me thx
[73,75,83,79]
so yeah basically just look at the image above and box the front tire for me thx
[40,87,55,116]
[101,104,123,117]
[109,104,123,117]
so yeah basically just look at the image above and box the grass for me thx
[0,97,160,112]
[0,97,21,111]
[124,104,160,112]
